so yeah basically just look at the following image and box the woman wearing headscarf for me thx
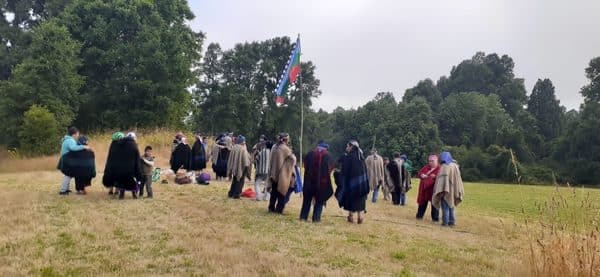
[416,154,441,222]
[300,141,334,222]
[190,134,207,172]
[103,132,143,199]
[432,151,465,227]
[170,136,192,172]
[335,140,370,224]
[60,135,96,195]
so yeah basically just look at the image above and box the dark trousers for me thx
[75,177,91,191]
[139,175,153,197]
[391,190,406,206]
[268,182,287,213]
[300,191,325,222]
[228,177,245,199]
[416,201,439,221]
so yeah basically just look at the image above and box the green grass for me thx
[0,172,597,276]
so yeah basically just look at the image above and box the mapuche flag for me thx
[274,36,301,105]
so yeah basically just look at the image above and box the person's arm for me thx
[67,139,86,152]
[142,157,155,167]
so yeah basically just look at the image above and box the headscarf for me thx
[400,154,408,162]
[78,135,89,146]
[237,135,246,144]
[127,132,136,140]
[318,140,329,149]
[348,140,364,160]
[112,132,125,141]
[440,151,454,164]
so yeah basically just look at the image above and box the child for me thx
[140,146,155,198]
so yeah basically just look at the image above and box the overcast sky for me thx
[189,0,599,112]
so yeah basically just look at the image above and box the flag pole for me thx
[298,34,303,170]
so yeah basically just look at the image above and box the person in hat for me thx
[432,151,465,227]
[268,133,296,213]
[416,154,441,222]
[365,149,385,203]
[336,140,370,224]
[214,134,233,180]
[227,135,252,198]
[103,132,143,199]
[57,127,91,195]
[300,140,334,222]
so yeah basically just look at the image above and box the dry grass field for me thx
[0,131,598,276]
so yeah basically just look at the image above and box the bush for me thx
[18,105,61,156]
[521,164,556,185]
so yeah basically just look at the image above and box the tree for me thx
[0,0,72,80]
[581,57,600,103]
[554,57,600,184]
[403,79,442,110]
[18,105,60,156]
[61,0,203,130]
[527,79,563,140]
[439,52,527,117]
[0,20,83,147]
[194,37,321,150]
[437,92,514,148]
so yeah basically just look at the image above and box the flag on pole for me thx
[274,35,301,105]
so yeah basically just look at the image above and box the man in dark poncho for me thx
[103,132,143,199]
[387,153,411,206]
[190,134,207,172]
[170,136,192,172]
[300,141,334,223]
[335,140,370,224]
[60,135,96,195]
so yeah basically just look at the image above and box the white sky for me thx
[189,0,600,111]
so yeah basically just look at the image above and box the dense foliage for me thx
[0,1,597,184]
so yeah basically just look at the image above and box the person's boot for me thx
[132,191,138,199]
[118,190,125,199]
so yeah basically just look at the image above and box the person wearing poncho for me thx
[387,153,412,206]
[190,134,207,171]
[214,134,232,180]
[432,151,465,227]
[60,134,96,195]
[170,136,192,172]
[336,140,370,224]
[268,133,296,214]
[300,141,334,222]
[227,135,252,199]
[365,149,385,203]
[416,154,441,222]
[253,135,271,201]
[103,132,143,199]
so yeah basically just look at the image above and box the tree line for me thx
[1,0,598,185]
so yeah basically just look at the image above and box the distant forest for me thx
[1,0,598,185]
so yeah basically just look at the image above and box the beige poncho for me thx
[432,163,465,209]
[227,144,251,181]
[268,143,296,195]
[365,154,385,190]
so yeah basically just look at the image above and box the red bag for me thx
[240,188,256,199]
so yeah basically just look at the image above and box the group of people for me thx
[57,127,156,199]
[57,127,465,227]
